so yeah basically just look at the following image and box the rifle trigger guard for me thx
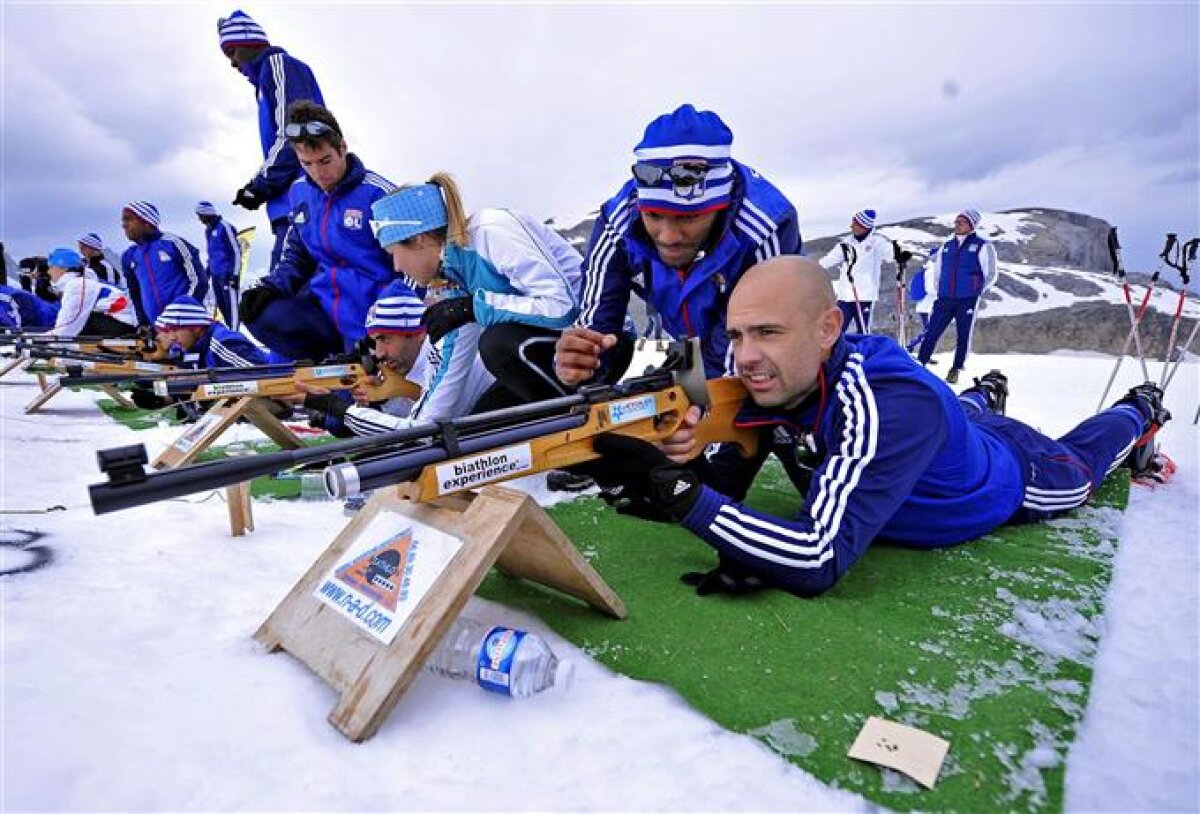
[437,420,462,458]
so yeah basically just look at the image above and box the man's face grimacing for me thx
[370,331,424,376]
[726,257,842,410]
[953,215,973,235]
[294,141,349,193]
[640,209,718,269]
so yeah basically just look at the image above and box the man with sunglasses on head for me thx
[555,104,800,386]
[237,101,408,362]
[218,9,325,271]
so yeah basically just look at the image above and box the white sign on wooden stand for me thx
[254,483,626,742]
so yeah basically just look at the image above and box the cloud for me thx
[1,2,1196,279]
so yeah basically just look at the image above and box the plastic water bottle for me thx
[424,617,574,698]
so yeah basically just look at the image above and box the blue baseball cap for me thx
[47,247,84,269]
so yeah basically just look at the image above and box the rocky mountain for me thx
[549,208,1200,357]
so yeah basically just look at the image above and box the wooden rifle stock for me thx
[155,362,421,403]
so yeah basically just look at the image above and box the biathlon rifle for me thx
[87,338,757,515]
[61,355,422,405]
[0,330,155,357]
[15,343,180,376]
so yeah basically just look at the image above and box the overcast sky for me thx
[2,2,1197,278]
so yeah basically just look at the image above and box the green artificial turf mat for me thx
[96,396,183,430]
[480,461,1130,813]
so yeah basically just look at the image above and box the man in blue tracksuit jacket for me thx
[237,101,399,362]
[555,104,800,387]
[0,284,59,329]
[128,295,278,412]
[195,201,243,329]
[917,208,999,383]
[119,201,208,328]
[218,10,325,272]
[585,257,1171,598]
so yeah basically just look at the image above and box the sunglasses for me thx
[632,160,712,187]
[284,121,339,139]
[369,218,423,239]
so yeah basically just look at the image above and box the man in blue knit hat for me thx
[916,208,998,384]
[817,208,893,334]
[77,232,125,289]
[555,104,801,386]
[218,9,325,272]
[127,294,275,412]
[195,201,243,329]
[119,201,208,329]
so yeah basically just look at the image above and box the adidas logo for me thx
[672,480,690,497]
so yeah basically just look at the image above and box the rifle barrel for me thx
[86,370,675,515]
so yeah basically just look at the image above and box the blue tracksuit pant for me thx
[245,291,345,363]
[838,300,873,334]
[918,296,978,369]
[959,391,1144,525]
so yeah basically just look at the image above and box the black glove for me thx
[303,391,351,420]
[238,285,280,326]
[129,385,169,411]
[232,184,265,211]
[681,555,766,597]
[583,434,702,523]
[421,296,476,344]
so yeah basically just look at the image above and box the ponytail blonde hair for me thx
[428,172,471,248]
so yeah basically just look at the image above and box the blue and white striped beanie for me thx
[124,201,161,229]
[369,185,447,248]
[218,10,269,50]
[78,232,105,251]
[959,209,982,230]
[155,296,213,330]
[853,209,876,230]
[195,201,220,217]
[365,288,425,335]
[633,104,734,215]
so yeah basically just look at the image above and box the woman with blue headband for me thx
[370,172,583,413]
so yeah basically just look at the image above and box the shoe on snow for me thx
[547,469,596,493]
[970,369,1009,415]
[1129,448,1177,486]
[945,367,961,384]
[1115,382,1172,430]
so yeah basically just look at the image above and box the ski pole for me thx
[1096,232,1175,411]
[1157,236,1197,387]
[1109,227,1151,381]
[1161,316,1198,391]
[839,242,868,333]
[892,241,913,347]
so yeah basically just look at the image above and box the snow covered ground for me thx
[1,352,1196,811]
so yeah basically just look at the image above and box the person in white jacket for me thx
[817,209,890,334]
[301,284,494,437]
[369,172,582,414]
[43,247,138,338]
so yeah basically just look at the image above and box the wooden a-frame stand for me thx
[152,396,303,536]
[24,370,136,414]
[0,356,28,379]
[254,484,626,742]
